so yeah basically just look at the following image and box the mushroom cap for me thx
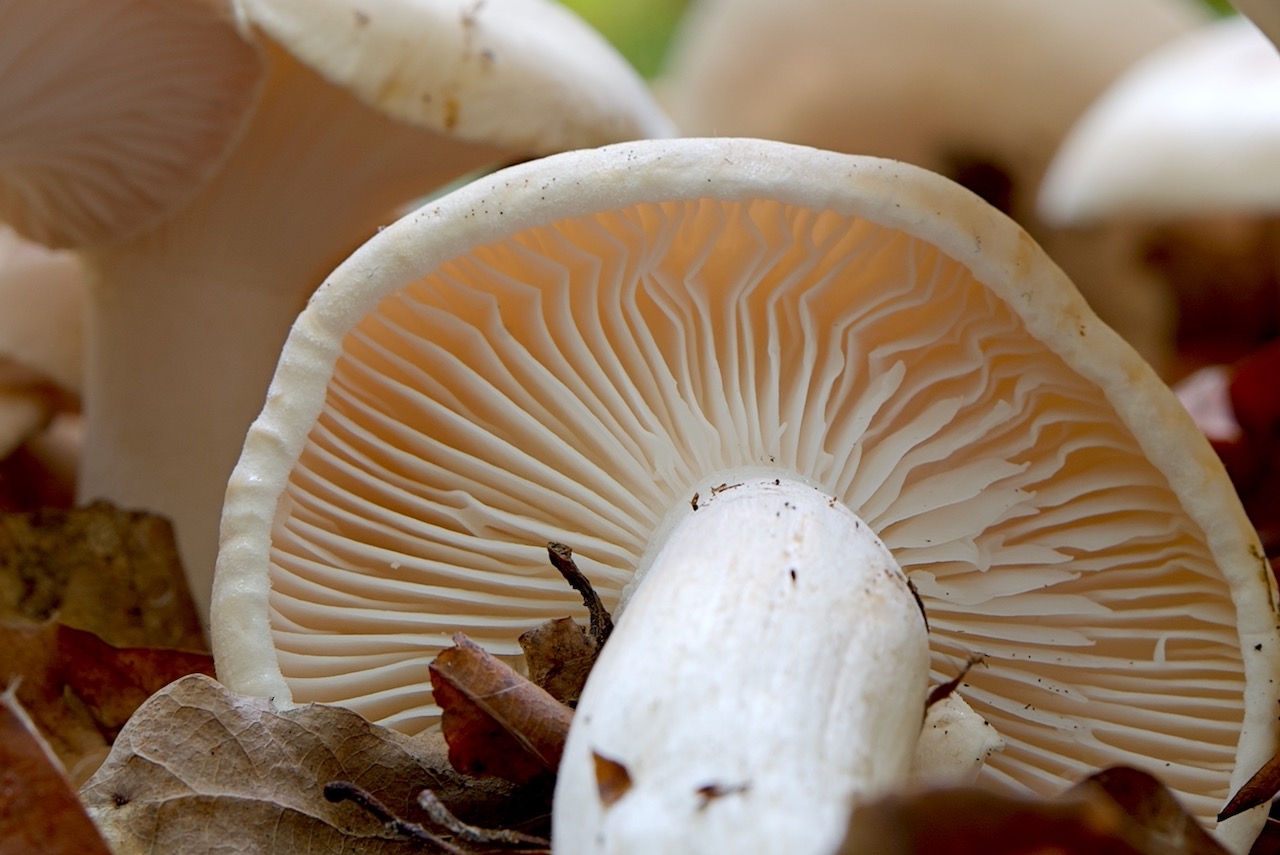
[0,224,84,458]
[658,0,1206,223]
[237,0,676,151]
[0,0,264,248]
[212,138,1280,845]
[654,0,1207,374]
[1040,16,1280,225]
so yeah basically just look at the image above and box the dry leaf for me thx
[839,766,1226,855]
[1220,750,1280,822]
[519,616,599,706]
[79,674,544,855]
[1068,766,1226,855]
[0,620,213,783]
[0,688,113,855]
[592,750,633,808]
[430,632,573,785]
[0,501,203,649]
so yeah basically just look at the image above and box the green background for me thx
[558,0,1239,79]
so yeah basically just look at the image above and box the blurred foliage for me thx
[557,0,691,78]
[559,0,1239,80]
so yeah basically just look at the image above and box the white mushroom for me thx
[1039,15,1280,373]
[2,0,673,620]
[1040,16,1280,225]
[212,138,1280,854]
[657,0,1210,373]
[0,225,84,465]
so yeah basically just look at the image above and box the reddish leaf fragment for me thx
[0,620,212,782]
[430,632,573,785]
[839,765,1225,855]
[0,689,113,855]
[592,751,632,808]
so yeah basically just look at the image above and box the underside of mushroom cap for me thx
[212,138,1280,845]
[236,0,675,151]
[1040,16,1280,225]
[0,0,264,248]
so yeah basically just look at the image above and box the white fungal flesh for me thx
[911,693,1006,788]
[213,141,1279,849]
[260,198,1248,826]
[553,478,929,854]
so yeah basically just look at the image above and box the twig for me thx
[546,542,614,646]
[417,789,550,849]
[925,654,986,711]
[324,781,466,855]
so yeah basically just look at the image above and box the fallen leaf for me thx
[1220,750,1280,823]
[519,616,599,706]
[0,620,213,783]
[592,751,633,808]
[79,674,545,855]
[0,688,113,855]
[839,765,1226,855]
[0,501,203,649]
[430,632,573,785]
[1069,766,1226,855]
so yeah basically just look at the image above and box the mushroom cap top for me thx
[0,0,264,248]
[658,0,1206,221]
[1040,16,1280,225]
[211,138,1280,846]
[236,0,675,151]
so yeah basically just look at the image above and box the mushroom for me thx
[0,224,84,460]
[2,0,673,620]
[212,138,1280,853]
[656,0,1210,373]
[1040,15,1280,225]
[1039,15,1280,372]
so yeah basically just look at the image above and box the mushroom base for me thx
[551,478,930,854]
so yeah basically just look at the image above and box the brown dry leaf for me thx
[0,688,113,855]
[519,616,599,706]
[79,673,545,855]
[0,501,203,649]
[839,765,1227,855]
[430,632,573,785]
[0,619,213,783]
[592,751,633,808]
[1220,749,1280,823]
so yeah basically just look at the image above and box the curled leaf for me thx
[430,632,573,785]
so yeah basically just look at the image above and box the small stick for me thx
[417,789,550,848]
[925,654,985,711]
[324,781,466,855]
[547,542,614,646]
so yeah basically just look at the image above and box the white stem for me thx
[552,478,930,854]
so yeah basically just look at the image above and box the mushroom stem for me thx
[552,477,930,854]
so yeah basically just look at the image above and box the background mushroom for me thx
[0,223,83,508]
[1039,15,1280,375]
[2,0,673,621]
[656,0,1210,374]
[212,138,1280,853]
